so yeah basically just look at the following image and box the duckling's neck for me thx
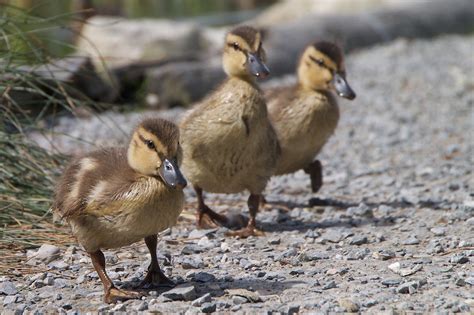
[298,80,329,95]
[229,74,259,89]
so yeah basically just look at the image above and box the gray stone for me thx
[227,289,262,303]
[345,248,370,260]
[232,296,248,305]
[77,16,203,69]
[201,302,217,313]
[321,229,350,243]
[465,277,474,286]
[300,250,329,261]
[450,254,469,264]
[276,248,298,261]
[430,226,447,236]
[188,229,217,239]
[194,272,216,283]
[3,295,17,305]
[180,256,205,269]
[181,244,203,255]
[288,305,300,314]
[16,303,27,314]
[197,237,217,250]
[0,281,18,295]
[162,285,197,301]
[378,205,395,215]
[397,281,423,294]
[402,236,420,245]
[134,301,148,311]
[191,293,212,307]
[458,240,473,248]
[28,244,60,264]
[346,203,373,218]
[372,249,396,260]
[382,279,402,286]
[426,240,445,254]
[322,281,337,290]
[53,279,69,289]
[62,302,73,310]
[43,277,54,286]
[48,260,69,270]
[454,278,466,286]
[349,235,369,245]
[362,299,378,307]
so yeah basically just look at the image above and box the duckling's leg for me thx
[304,160,323,193]
[89,250,142,303]
[260,195,291,212]
[194,185,229,228]
[226,194,265,238]
[139,234,175,288]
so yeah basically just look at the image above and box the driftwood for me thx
[144,0,474,107]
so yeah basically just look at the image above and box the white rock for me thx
[77,16,203,69]
[29,244,60,264]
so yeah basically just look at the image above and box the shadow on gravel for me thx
[117,277,304,299]
[192,278,306,297]
[260,216,401,233]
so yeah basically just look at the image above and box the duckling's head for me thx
[222,25,270,80]
[127,118,187,189]
[297,41,356,100]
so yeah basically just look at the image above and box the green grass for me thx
[0,3,93,256]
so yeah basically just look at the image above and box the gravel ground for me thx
[3,34,473,314]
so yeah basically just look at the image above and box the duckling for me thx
[266,41,355,193]
[52,118,186,304]
[180,25,279,237]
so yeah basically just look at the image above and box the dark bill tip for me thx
[160,159,187,190]
[247,53,270,79]
[332,72,356,100]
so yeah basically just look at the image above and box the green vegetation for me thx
[0,4,81,257]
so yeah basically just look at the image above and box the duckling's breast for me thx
[181,79,279,194]
[273,92,339,175]
[69,178,184,252]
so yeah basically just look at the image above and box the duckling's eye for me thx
[145,140,155,150]
[232,42,239,50]
[310,55,325,66]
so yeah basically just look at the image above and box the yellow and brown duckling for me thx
[180,25,279,237]
[266,41,355,192]
[52,118,186,303]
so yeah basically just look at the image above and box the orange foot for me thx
[197,211,220,229]
[104,287,142,304]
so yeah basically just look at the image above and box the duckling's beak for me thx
[247,52,270,79]
[159,159,187,190]
[332,73,356,100]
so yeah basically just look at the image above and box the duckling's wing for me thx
[180,93,244,159]
[52,148,135,219]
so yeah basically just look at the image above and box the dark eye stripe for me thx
[309,55,325,67]
[138,133,156,150]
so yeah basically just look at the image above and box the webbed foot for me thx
[105,287,142,304]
